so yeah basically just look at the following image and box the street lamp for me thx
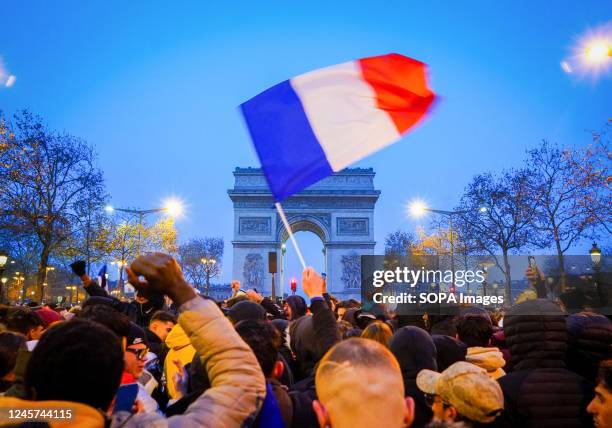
[201,257,217,296]
[590,242,602,272]
[0,250,8,304]
[408,200,484,286]
[105,198,185,256]
[43,266,55,303]
[280,243,287,297]
[111,260,128,295]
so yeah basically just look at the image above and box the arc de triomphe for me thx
[228,167,380,299]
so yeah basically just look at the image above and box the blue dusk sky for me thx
[1,1,610,283]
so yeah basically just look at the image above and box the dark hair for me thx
[344,328,363,339]
[0,331,26,378]
[25,319,124,410]
[456,315,493,347]
[150,310,177,325]
[598,361,612,391]
[235,319,280,377]
[285,295,307,320]
[7,308,43,336]
[77,304,131,339]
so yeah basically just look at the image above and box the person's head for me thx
[228,300,267,324]
[314,338,414,428]
[417,361,503,424]
[335,300,360,321]
[390,326,437,382]
[361,321,393,348]
[7,308,44,340]
[284,295,307,321]
[25,319,124,411]
[456,313,493,348]
[0,331,26,382]
[77,304,130,341]
[588,362,612,428]
[148,310,176,342]
[125,323,149,378]
[235,319,283,378]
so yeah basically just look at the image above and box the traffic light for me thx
[290,278,297,294]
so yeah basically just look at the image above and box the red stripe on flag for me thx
[359,53,435,134]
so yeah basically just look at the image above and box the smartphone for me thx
[528,256,537,270]
[113,383,138,414]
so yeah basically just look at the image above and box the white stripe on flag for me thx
[290,61,401,171]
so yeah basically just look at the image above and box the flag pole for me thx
[275,202,307,270]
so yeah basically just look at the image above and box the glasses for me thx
[126,347,149,360]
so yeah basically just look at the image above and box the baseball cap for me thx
[127,323,149,347]
[416,361,503,423]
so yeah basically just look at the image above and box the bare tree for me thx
[384,230,416,258]
[527,140,600,291]
[455,169,543,302]
[0,110,105,297]
[566,123,611,236]
[178,237,224,294]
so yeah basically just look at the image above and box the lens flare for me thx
[163,197,185,218]
[407,199,429,218]
[564,21,612,81]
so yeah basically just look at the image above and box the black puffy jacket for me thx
[566,311,612,382]
[493,299,594,428]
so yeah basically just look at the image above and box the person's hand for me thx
[231,280,241,292]
[172,359,188,400]
[302,267,324,299]
[131,399,144,414]
[70,260,86,277]
[126,253,196,306]
[526,266,544,285]
[245,289,263,303]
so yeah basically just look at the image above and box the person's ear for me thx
[403,396,415,427]
[272,360,284,379]
[312,399,331,428]
[445,405,458,422]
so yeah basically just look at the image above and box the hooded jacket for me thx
[164,323,196,400]
[431,334,466,371]
[566,311,612,382]
[493,299,594,428]
[390,326,436,428]
[465,346,506,379]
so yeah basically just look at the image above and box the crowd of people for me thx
[0,252,609,428]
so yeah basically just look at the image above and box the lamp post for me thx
[409,201,487,287]
[0,251,7,304]
[105,198,183,256]
[0,277,7,303]
[14,273,25,303]
[590,242,602,273]
[111,260,128,296]
[43,266,54,303]
[201,257,216,296]
[66,285,77,305]
[280,243,286,298]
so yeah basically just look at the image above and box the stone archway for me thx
[228,167,380,299]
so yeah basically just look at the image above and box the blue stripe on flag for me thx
[240,80,333,201]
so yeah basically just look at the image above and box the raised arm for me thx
[127,253,266,428]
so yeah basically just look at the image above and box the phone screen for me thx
[528,256,537,269]
[113,383,138,414]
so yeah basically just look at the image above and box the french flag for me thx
[241,53,436,201]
